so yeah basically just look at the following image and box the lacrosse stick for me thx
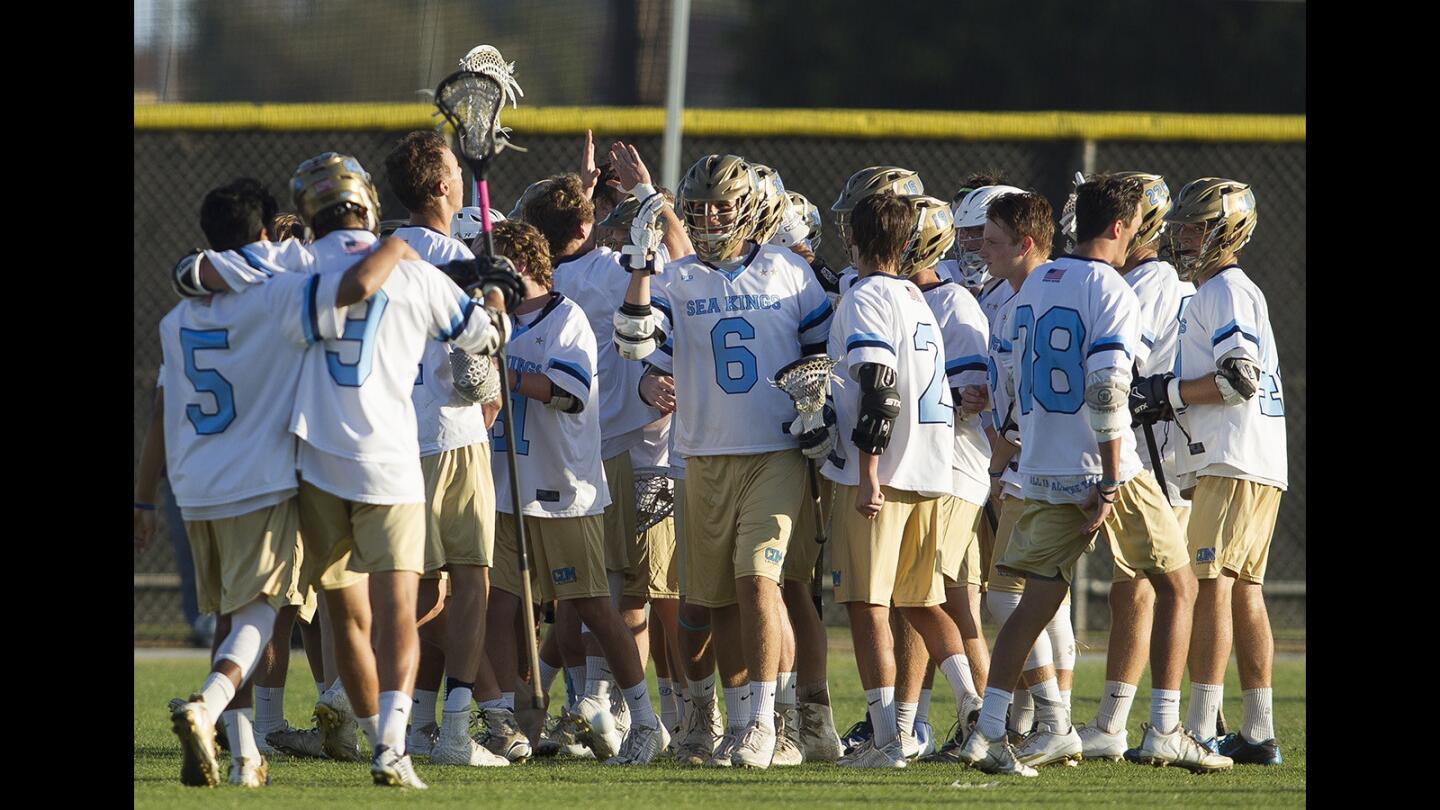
[773,354,841,618]
[450,348,501,405]
[1131,363,1173,508]
[634,467,676,538]
[433,48,545,712]
[456,45,524,207]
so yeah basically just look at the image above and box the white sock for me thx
[1241,687,1274,743]
[254,686,285,735]
[314,681,326,699]
[223,708,259,764]
[896,701,918,736]
[501,691,515,711]
[198,672,236,716]
[378,691,413,753]
[749,680,777,732]
[938,653,977,703]
[1151,688,1181,734]
[690,673,717,703]
[585,656,612,698]
[1029,677,1068,730]
[623,681,659,727]
[1009,687,1034,735]
[977,687,1011,740]
[1185,682,1224,739]
[477,697,505,710]
[777,671,798,708]
[565,666,586,705]
[916,688,933,727]
[658,679,679,729]
[864,686,898,746]
[1061,689,1072,714]
[1095,680,1137,735]
[539,659,561,693]
[724,684,751,730]
[356,714,381,750]
[440,686,468,715]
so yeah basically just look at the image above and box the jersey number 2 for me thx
[913,322,953,425]
[179,328,236,435]
[328,290,389,387]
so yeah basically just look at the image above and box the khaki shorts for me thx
[297,482,425,591]
[623,515,680,599]
[1112,504,1193,582]
[831,485,945,608]
[491,513,610,603]
[1000,471,1188,585]
[975,499,996,591]
[673,478,689,596]
[684,451,806,608]
[420,443,496,572]
[603,453,637,573]
[937,495,983,587]
[1187,476,1282,584]
[783,472,829,584]
[282,528,318,623]
[187,497,300,616]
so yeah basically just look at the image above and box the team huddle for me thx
[133,127,1287,788]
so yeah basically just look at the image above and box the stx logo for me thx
[764,548,784,564]
[1196,548,1216,563]
[552,567,578,585]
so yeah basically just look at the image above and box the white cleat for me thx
[958,729,1039,777]
[675,697,722,765]
[606,721,670,765]
[171,698,221,787]
[797,701,843,762]
[571,696,622,761]
[371,744,429,788]
[1015,722,1083,767]
[839,736,907,768]
[958,694,984,739]
[229,755,269,787]
[704,728,742,768]
[906,721,935,759]
[405,722,440,759]
[551,711,595,759]
[730,723,778,769]
[1132,723,1233,773]
[312,691,363,762]
[430,724,510,767]
[475,708,533,763]
[771,708,804,766]
[1077,723,1129,761]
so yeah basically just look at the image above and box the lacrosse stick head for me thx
[772,354,840,414]
[633,469,676,536]
[459,45,524,107]
[434,69,507,166]
[449,348,500,405]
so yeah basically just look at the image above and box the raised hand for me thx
[579,129,600,200]
[608,141,653,194]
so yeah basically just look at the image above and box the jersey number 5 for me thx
[179,327,237,435]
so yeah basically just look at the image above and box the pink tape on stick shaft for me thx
[479,182,493,233]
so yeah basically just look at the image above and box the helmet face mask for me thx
[898,195,955,278]
[1163,178,1257,282]
[952,184,1024,287]
[678,155,758,264]
[291,152,382,236]
[749,165,789,244]
[772,190,820,251]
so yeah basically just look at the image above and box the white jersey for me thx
[918,279,992,505]
[491,293,611,517]
[841,262,955,298]
[551,246,662,460]
[630,416,672,473]
[976,276,1016,327]
[1171,265,1287,489]
[821,273,953,497]
[1123,258,1196,503]
[159,263,349,520]
[392,226,492,456]
[206,238,317,290]
[648,244,833,457]
[1006,255,1145,502]
[286,230,503,504]
[986,288,1025,498]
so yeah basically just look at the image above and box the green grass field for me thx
[135,635,1305,808]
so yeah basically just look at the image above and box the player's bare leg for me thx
[967,578,1069,760]
[1227,578,1278,761]
[368,572,422,758]
[782,579,840,760]
[409,609,446,756]
[1080,577,1153,758]
[252,605,299,752]
[945,582,989,695]
[315,582,377,762]
[441,565,492,735]
[892,609,928,757]
[618,595,651,670]
[298,610,326,697]
[707,604,752,764]
[728,576,784,767]
[769,595,802,764]
[568,595,664,762]
[1146,566,1197,722]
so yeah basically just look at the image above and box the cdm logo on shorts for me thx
[1195,548,1216,563]
[764,548,784,564]
[552,567,578,585]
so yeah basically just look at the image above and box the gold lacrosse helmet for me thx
[749,164,790,244]
[595,194,667,251]
[291,152,381,234]
[831,167,924,248]
[678,154,760,263]
[898,195,955,277]
[1111,171,1172,255]
[1163,177,1257,282]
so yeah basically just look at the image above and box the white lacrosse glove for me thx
[789,404,836,461]
[620,190,667,274]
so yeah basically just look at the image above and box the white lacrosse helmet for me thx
[450,206,506,242]
[952,184,1025,287]
[771,191,820,251]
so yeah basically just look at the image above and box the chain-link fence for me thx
[133,119,1304,641]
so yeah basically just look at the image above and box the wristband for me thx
[134,502,157,511]
[1166,376,1186,411]
[1095,485,1119,504]
[1100,479,1122,488]
[629,182,657,202]
[988,470,1004,479]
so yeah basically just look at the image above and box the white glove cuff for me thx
[1167,376,1186,411]
[629,183,657,201]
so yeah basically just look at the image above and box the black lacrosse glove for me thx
[1129,372,1175,427]
[441,254,523,312]
[810,258,840,296]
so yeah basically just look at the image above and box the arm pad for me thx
[1084,367,1131,442]
[545,380,584,414]
[851,363,900,455]
[613,302,667,361]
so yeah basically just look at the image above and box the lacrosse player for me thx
[1131,178,1285,766]
[1064,172,1197,761]
[830,167,926,300]
[899,194,995,760]
[381,131,513,767]
[770,190,842,308]
[961,176,1226,776]
[612,153,834,769]
[483,218,670,765]
[141,179,418,787]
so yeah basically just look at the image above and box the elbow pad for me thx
[1084,367,1131,442]
[613,302,666,361]
[851,363,900,455]
[546,381,584,414]
[1215,355,1261,405]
